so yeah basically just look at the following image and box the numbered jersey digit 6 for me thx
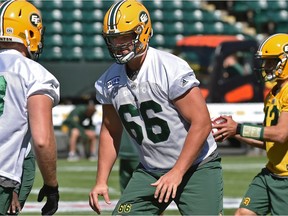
[95,47,217,171]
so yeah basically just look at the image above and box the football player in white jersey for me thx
[0,0,60,215]
[89,0,223,215]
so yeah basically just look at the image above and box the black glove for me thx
[37,184,59,215]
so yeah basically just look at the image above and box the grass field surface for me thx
[22,154,267,215]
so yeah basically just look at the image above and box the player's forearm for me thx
[173,124,211,176]
[234,135,265,149]
[34,138,58,187]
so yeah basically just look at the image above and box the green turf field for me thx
[22,154,267,215]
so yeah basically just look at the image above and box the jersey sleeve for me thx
[280,84,288,112]
[26,63,60,106]
[95,78,111,104]
[168,58,200,100]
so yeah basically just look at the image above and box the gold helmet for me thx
[256,33,288,81]
[102,0,153,64]
[0,0,44,61]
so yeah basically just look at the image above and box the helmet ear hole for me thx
[29,31,34,38]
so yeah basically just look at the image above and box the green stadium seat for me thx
[164,22,184,35]
[63,34,83,47]
[30,0,43,9]
[153,22,164,34]
[149,34,165,47]
[164,35,183,48]
[206,22,224,34]
[45,22,63,35]
[62,47,83,61]
[183,22,204,35]
[80,0,100,10]
[83,35,105,47]
[62,22,83,34]
[150,9,163,21]
[268,0,287,10]
[164,1,183,10]
[42,9,63,22]
[40,46,63,61]
[275,23,288,32]
[84,47,111,61]
[144,0,163,10]
[44,34,63,47]
[82,9,104,22]
[41,0,63,10]
[183,10,203,22]
[83,22,103,35]
[182,0,202,10]
[62,9,83,23]
[64,0,83,10]
[163,10,183,22]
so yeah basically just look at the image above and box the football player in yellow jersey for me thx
[213,33,288,215]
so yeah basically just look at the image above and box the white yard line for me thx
[23,198,242,212]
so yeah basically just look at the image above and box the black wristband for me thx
[236,123,242,134]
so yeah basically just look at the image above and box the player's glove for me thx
[37,184,59,215]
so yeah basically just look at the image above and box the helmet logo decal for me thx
[5,27,13,34]
[284,44,288,53]
[30,14,40,27]
[139,11,148,24]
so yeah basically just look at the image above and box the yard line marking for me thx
[23,198,241,212]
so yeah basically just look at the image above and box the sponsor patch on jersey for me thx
[106,76,120,89]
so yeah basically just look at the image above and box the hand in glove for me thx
[37,184,59,215]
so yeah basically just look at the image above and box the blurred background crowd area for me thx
[32,0,288,61]
[23,0,288,103]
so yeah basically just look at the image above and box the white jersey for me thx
[96,47,216,171]
[0,49,60,184]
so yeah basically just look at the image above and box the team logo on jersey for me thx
[242,197,251,206]
[30,13,41,27]
[107,76,120,89]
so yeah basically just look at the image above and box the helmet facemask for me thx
[255,34,288,82]
[256,55,288,82]
[104,25,146,64]
[103,0,152,64]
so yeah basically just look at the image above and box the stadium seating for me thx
[30,0,287,62]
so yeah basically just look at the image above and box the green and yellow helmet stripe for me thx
[0,0,14,36]
[107,0,126,32]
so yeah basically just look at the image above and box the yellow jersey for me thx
[264,83,288,176]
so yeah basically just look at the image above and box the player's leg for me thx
[85,129,97,161]
[112,165,170,215]
[175,157,223,215]
[269,176,288,215]
[119,158,139,193]
[0,185,13,214]
[17,150,35,208]
[67,128,80,161]
[235,168,270,215]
